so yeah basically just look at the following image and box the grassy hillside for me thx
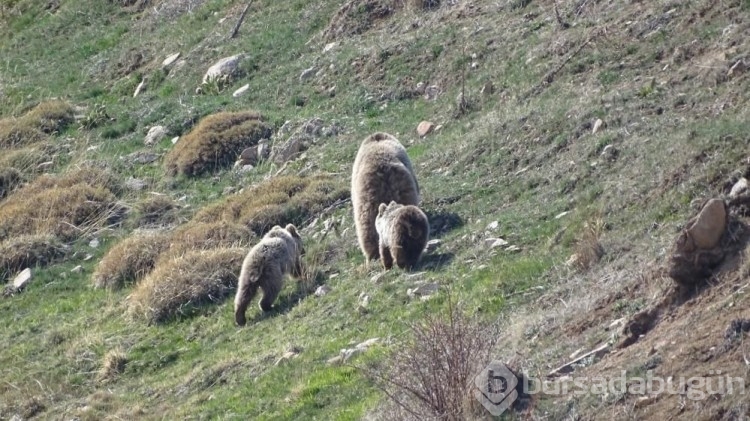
[1,0,749,419]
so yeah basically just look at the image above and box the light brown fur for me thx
[375,201,429,270]
[234,224,304,326]
[351,132,420,263]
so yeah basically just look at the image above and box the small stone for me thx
[145,126,167,146]
[485,238,508,249]
[133,80,145,97]
[417,121,435,137]
[358,293,370,308]
[124,177,148,191]
[162,52,181,68]
[238,164,254,174]
[486,221,499,231]
[356,338,380,350]
[370,273,385,283]
[171,136,179,144]
[505,245,521,252]
[600,144,618,161]
[314,285,331,297]
[729,177,748,198]
[424,85,440,100]
[37,161,53,169]
[687,198,727,249]
[592,118,604,134]
[83,254,93,261]
[326,355,343,365]
[323,42,338,53]
[555,211,570,219]
[407,282,439,300]
[299,66,316,82]
[12,268,32,290]
[89,238,100,248]
[425,239,442,252]
[233,84,249,97]
[329,273,339,279]
[70,265,83,273]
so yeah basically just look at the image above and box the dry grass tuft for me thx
[23,100,75,134]
[92,231,172,290]
[194,175,348,235]
[0,100,74,148]
[0,167,22,200]
[164,111,272,177]
[0,167,123,242]
[0,234,66,281]
[132,194,180,228]
[570,217,605,271]
[98,349,128,382]
[128,247,247,324]
[166,221,254,255]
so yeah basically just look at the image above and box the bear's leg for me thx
[234,281,259,326]
[258,268,282,312]
[380,243,394,270]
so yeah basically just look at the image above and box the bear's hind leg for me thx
[234,282,259,326]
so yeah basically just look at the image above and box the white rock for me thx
[133,80,145,97]
[485,238,508,248]
[70,265,83,273]
[124,177,148,191]
[407,282,439,300]
[323,42,338,53]
[425,239,442,252]
[89,238,100,248]
[417,121,435,137]
[356,338,380,350]
[554,211,570,219]
[171,136,180,144]
[233,84,250,97]
[486,221,499,231]
[730,177,748,198]
[592,118,604,134]
[238,164,254,174]
[144,125,167,146]
[12,268,32,289]
[162,52,181,68]
[202,55,241,84]
[505,245,521,252]
[314,285,331,297]
[299,66,316,81]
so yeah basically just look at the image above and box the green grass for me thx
[1,0,749,419]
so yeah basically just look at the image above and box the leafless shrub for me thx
[362,301,498,420]
[571,217,605,271]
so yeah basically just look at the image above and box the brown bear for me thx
[234,224,304,326]
[351,132,420,264]
[375,201,429,270]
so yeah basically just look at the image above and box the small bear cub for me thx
[234,224,304,326]
[375,201,429,270]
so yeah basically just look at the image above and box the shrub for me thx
[132,194,179,228]
[194,175,349,235]
[0,120,46,148]
[0,234,66,281]
[165,221,254,256]
[128,247,247,324]
[163,111,272,177]
[91,231,172,290]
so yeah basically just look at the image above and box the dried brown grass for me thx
[98,349,128,382]
[0,167,123,242]
[163,111,272,177]
[0,234,66,281]
[127,247,246,324]
[0,100,74,148]
[194,175,348,235]
[91,231,172,290]
[0,167,22,200]
[570,217,605,271]
[132,194,179,227]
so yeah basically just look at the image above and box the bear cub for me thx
[234,224,304,326]
[375,201,429,270]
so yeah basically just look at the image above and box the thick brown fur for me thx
[234,224,304,326]
[351,132,420,263]
[375,201,429,270]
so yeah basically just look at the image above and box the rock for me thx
[729,177,748,198]
[83,254,93,261]
[592,118,604,134]
[12,268,32,290]
[505,245,521,252]
[299,66,316,82]
[323,42,338,53]
[340,347,363,362]
[407,282,439,300]
[162,52,181,68]
[370,273,385,283]
[687,199,727,250]
[239,146,259,166]
[37,161,54,170]
[326,355,343,365]
[425,239,442,252]
[485,237,508,249]
[70,265,83,273]
[600,144,618,161]
[274,347,302,366]
[358,293,370,309]
[314,285,331,297]
[424,85,440,100]
[202,55,241,84]
[144,125,167,146]
[124,177,148,191]
[270,135,304,164]
[554,211,570,219]
[125,151,159,165]
[233,84,249,97]
[238,164,254,174]
[133,80,145,97]
[171,136,180,144]
[486,220,499,231]
[302,118,324,136]
[89,238,100,248]
[417,121,435,137]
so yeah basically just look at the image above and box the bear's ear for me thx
[285,224,299,238]
[389,200,397,206]
[378,203,387,215]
